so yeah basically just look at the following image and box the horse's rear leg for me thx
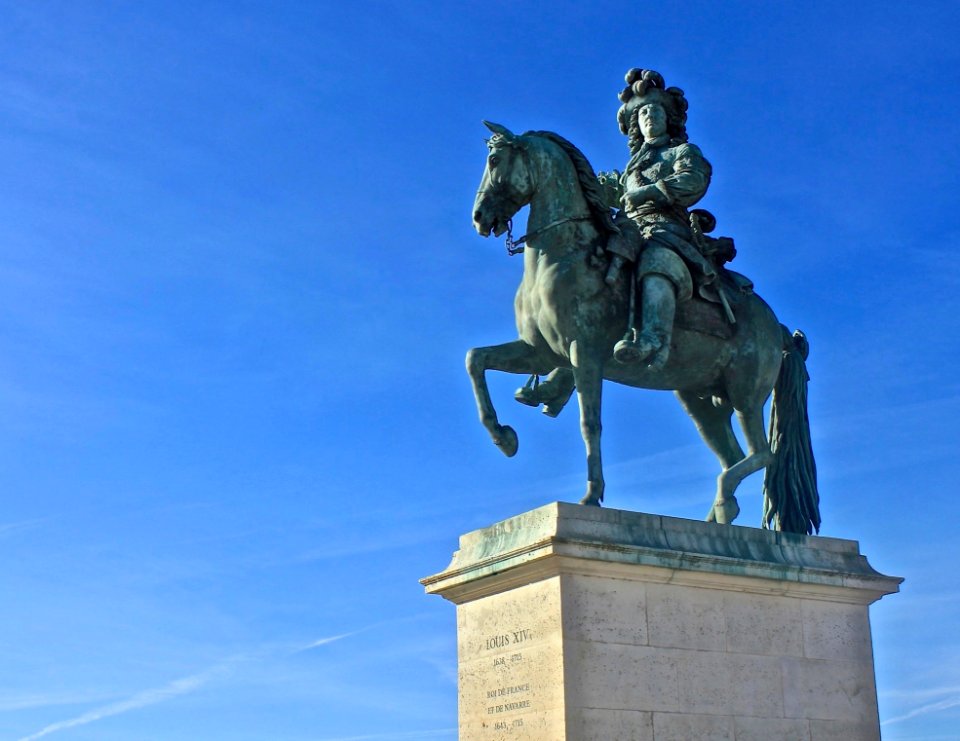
[572,341,605,506]
[676,391,745,468]
[676,391,746,524]
[710,406,773,524]
[465,340,549,457]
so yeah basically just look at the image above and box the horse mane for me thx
[527,130,618,236]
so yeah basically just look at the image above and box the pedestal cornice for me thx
[421,502,902,605]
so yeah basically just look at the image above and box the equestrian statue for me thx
[467,68,820,534]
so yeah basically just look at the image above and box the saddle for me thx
[677,269,754,340]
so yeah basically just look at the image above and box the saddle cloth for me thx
[675,270,753,340]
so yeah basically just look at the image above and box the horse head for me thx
[473,121,535,238]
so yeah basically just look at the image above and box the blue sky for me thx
[0,1,958,739]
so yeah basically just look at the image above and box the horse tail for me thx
[762,327,821,534]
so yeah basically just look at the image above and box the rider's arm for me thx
[658,143,712,207]
[620,144,711,210]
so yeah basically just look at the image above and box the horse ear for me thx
[483,120,515,140]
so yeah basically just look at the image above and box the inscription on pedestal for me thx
[456,577,566,739]
[482,627,533,728]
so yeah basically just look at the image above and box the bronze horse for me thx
[469,122,819,533]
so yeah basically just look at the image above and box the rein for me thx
[504,215,593,256]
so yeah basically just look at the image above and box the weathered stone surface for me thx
[565,641,682,712]
[423,503,901,740]
[781,656,879,722]
[801,599,874,661]
[676,651,785,717]
[734,716,811,741]
[723,591,805,656]
[652,712,735,741]
[809,718,884,741]
[566,708,653,740]
[645,583,724,650]
[561,572,648,646]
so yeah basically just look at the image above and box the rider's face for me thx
[638,103,667,141]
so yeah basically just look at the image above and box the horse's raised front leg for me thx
[571,341,604,506]
[465,340,550,458]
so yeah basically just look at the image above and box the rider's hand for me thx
[621,183,665,209]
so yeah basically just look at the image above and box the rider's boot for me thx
[613,273,676,368]
[514,368,576,417]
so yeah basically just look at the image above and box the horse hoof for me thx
[494,425,518,457]
[579,486,603,506]
[709,496,740,525]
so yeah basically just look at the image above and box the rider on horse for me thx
[605,69,721,368]
[516,68,738,413]
[474,74,818,531]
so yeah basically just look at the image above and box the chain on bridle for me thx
[504,215,593,256]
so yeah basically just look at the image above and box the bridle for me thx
[504,215,593,256]
[482,136,592,256]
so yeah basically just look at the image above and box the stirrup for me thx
[514,373,575,417]
[613,331,661,365]
[514,374,541,407]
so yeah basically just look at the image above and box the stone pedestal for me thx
[421,503,901,741]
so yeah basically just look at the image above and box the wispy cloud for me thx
[293,631,360,653]
[0,691,113,713]
[882,692,960,726]
[0,518,48,538]
[883,685,960,702]
[291,616,428,655]
[15,630,358,740]
[16,667,225,741]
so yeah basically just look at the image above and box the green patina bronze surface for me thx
[468,69,820,534]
